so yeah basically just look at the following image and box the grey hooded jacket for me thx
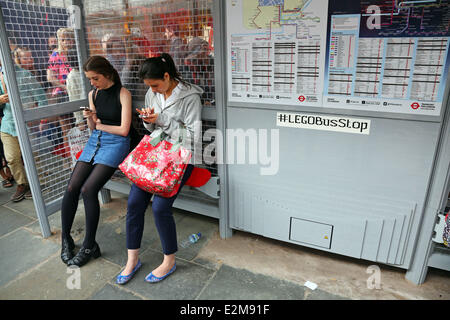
[143,81,203,151]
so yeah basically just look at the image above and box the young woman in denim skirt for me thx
[115,53,202,284]
[60,56,132,267]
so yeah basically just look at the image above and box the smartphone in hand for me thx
[137,107,154,118]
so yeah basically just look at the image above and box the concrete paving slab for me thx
[3,198,36,218]
[24,205,89,243]
[305,288,349,300]
[0,255,120,300]
[94,215,160,267]
[92,203,186,266]
[192,257,220,270]
[89,283,144,300]
[115,248,216,300]
[0,228,59,287]
[198,265,306,300]
[197,230,450,300]
[141,210,219,263]
[0,185,14,205]
[0,206,35,237]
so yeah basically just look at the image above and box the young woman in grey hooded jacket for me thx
[116,53,203,284]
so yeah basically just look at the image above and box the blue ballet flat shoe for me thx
[116,260,142,285]
[145,264,176,283]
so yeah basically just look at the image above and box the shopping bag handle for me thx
[150,125,188,152]
[150,131,167,146]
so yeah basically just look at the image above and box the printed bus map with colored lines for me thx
[360,0,450,37]
[242,0,322,40]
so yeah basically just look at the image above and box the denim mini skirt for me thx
[78,129,130,168]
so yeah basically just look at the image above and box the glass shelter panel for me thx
[1,0,89,205]
[83,0,219,189]
[83,0,215,106]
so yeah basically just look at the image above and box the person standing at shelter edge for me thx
[116,53,202,285]
[60,56,132,267]
[0,62,13,189]
[47,28,74,103]
[46,28,74,156]
[0,63,48,202]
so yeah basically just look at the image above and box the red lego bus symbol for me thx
[411,102,420,110]
[298,95,305,102]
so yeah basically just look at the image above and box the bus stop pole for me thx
[213,0,232,238]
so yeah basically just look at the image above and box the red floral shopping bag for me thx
[119,133,191,198]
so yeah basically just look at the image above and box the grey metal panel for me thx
[376,218,396,263]
[232,179,418,264]
[231,181,368,259]
[195,176,220,199]
[397,208,417,265]
[227,106,440,267]
[45,199,63,216]
[104,180,131,195]
[388,214,405,264]
[361,218,383,262]
[172,196,220,219]
[231,170,416,265]
[290,182,413,264]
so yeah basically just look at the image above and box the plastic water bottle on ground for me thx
[180,232,202,248]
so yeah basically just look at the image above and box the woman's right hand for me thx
[136,107,157,123]
[82,108,96,118]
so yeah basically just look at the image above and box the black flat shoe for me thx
[68,242,101,267]
[61,237,75,265]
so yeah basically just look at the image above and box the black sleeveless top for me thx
[93,82,122,126]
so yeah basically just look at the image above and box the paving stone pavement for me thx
[0,186,449,302]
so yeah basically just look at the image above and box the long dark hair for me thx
[138,52,188,86]
[83,55,121,86]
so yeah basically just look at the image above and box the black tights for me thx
[61,161,116,249]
